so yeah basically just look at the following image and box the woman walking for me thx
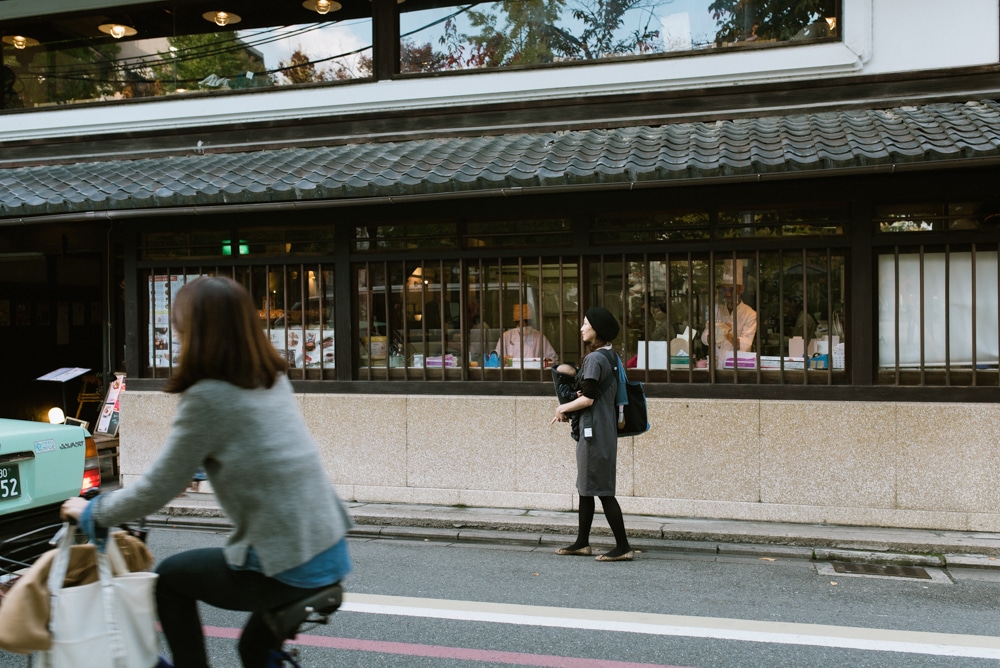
[551,306,633,562]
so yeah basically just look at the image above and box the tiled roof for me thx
[3,100,1000,220]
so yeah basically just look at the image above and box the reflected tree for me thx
[708,0,837,44]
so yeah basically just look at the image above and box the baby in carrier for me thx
[551,363,581,441]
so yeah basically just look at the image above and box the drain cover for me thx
[831,562,931,579]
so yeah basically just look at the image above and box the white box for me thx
[635,341,668,369]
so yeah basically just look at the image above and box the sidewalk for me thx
[158,493,1000,569]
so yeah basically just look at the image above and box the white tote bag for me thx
[37,524,159,668]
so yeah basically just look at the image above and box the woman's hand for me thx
[551,406,568,425]
[60,497,89,522]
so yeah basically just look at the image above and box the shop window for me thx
[594,250,846,382]
[144,264,335,380]
[2,4,372,110]
[354,257,580,379]
[877,248,999,385]
[399,0,839,72]
[874,200,1000,386]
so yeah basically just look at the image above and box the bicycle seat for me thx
[262,582,343,640]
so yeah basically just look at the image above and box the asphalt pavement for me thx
[156,492,1000,570]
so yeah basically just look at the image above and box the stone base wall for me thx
[119,392,1000,532]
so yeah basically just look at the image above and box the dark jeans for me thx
[155,547,329,668]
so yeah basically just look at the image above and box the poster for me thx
[149,275,206,367]
[95,373,125,436]
[270,329,334,369]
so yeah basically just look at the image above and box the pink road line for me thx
[201,625,689,668]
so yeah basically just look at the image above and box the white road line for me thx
[342,593,1000,660]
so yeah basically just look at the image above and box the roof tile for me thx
[3,101,1000,219]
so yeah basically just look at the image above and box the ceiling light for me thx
[3,35,40,49]
[98,23,138,39]
[203,11,241,27]
[303,0,342,13]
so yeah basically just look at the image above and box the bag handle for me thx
[46,522,131,668]
[47,523,131,593]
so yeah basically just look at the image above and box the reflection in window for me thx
[875,202,989,234]
[399,0,838,71]
[3,11,372,109]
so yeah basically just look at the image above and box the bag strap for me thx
[598,349,629,428]
[45,522,76,597]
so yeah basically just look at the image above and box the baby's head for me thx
[555,363,577,376]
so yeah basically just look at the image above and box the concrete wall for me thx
[119,391,1000,532]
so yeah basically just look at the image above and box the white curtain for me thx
[878,252,999,368]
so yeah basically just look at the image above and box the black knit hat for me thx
[585,306,620,342]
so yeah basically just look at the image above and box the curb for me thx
[153,499,1000,569]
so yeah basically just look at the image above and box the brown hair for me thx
[164,276,287,394]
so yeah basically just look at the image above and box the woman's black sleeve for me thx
[580,377,600,400]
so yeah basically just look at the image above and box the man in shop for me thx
[495,303,558,368]
[701,273,756,368]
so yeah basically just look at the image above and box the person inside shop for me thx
[495,303,558,367]
[782,295,816,353]
[60,276,353,668]
[701,272,757,368]
[626,298,671,368]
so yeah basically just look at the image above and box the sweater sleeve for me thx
[91,387,213,529]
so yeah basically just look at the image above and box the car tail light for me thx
[81,435,102,495]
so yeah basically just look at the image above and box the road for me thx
[4,526,1000,667]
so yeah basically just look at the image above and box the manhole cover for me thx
[831,562,931,579]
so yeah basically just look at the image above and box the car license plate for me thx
[0,463,20,500]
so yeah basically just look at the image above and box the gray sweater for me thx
[92,375,352,576]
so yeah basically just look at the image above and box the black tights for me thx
[567,495,631,557]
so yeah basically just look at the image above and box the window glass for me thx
[144,265,335,378]
[464,219,572,249]
[593,212,710,244]
[399,0,839,72]
[141,227,334,261]
[139,231,231,261]
[353,222,458,252]
[875,202,985,233]
[239,226,335,256]
[355,257,578,378]
[717,206,846,238]
[878,250,999,372]
[622,251,845,378]
[2,6,372,109]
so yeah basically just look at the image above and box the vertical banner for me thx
[95,373,125,436]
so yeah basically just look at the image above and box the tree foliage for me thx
[278,48,333,84]
[707,0,836,44]
[155,32,267,88]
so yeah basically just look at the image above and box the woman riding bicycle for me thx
[61,276,353,668]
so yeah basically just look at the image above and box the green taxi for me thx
[0,419,101,563]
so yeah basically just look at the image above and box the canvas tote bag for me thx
[37,524,159,668]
